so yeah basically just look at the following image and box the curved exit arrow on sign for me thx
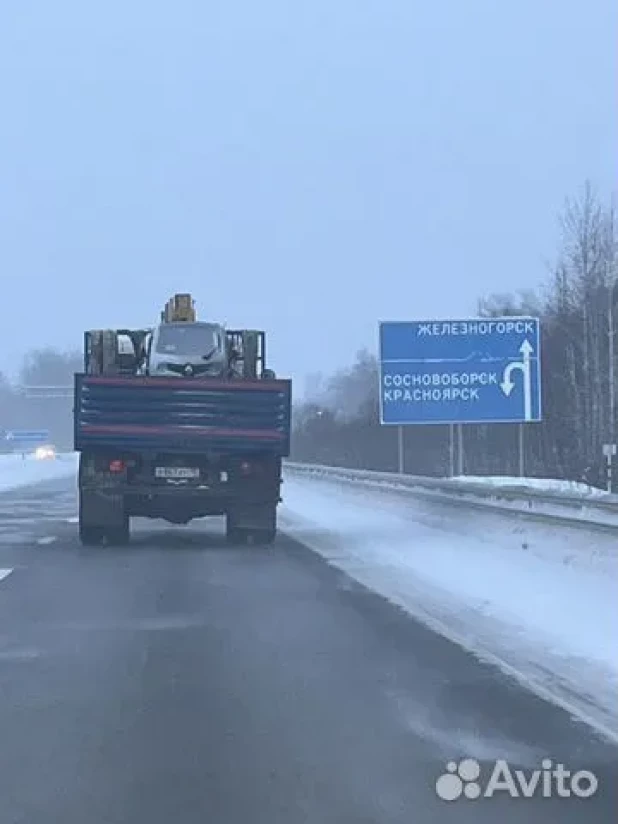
[500,339,534,420]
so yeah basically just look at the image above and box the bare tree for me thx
[19,348,82,388]
[292,184,618,486]
[0,348,84,450]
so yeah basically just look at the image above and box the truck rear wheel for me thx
[104,516,130,546]
[225,510,276,546]
[79,491,130,547]
[79,522,104,546]
[252,527,276,545]
[225,515,245,545]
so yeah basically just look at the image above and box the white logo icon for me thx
[436,759,481,801]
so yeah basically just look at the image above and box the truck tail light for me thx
[109,459,126,473]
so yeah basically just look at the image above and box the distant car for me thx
[34,445,56,460]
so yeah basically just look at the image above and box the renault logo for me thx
[184,364,194,376]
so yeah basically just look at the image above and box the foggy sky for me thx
[0,0,616,393]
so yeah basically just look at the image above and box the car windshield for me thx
[155,324,222,357]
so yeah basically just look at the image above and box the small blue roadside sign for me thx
[379,317,542,425]
[4,429,51,445]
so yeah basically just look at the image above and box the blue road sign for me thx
[4,430,50,444]
[379,317,542,425]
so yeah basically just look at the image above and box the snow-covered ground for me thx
[0,452,78,492]
[453,474,609,498]
[281,472,618,743]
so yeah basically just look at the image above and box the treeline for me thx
[0,349,82,451]
[1,183,615,481]
[292,184,617,486]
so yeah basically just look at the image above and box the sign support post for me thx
[448,424,455,477]
[603,443,616,493]
[456,424,464,475]
[518,423,525,478]
[397,426,404,474]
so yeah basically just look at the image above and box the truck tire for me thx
[252,527,276,546]
[79,492,100,545]
[104,516,130,546]
[79,492,130,547]
[226,509,276,546]
[79,520,104,546]
[225,514,245,545]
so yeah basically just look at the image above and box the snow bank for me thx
[281,473,618,742]
[286,462,618,528]
[0,453,78,493]
[453,474,609,498]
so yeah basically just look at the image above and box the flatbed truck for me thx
[74,294,291,546]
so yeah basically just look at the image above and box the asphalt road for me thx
[0,476,616,823]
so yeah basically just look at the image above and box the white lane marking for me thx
[0,569,13,582]
[36,536,57,545]
[66,517,79,524]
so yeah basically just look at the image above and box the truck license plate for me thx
[155,467,200,479]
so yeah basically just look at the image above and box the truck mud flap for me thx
[80,490,126,527]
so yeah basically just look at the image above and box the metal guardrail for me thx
[284,461,618,530]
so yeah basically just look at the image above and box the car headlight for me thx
[34,446,56,460]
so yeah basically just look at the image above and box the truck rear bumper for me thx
[80,483,281,524]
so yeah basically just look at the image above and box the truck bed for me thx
[74,374,292,455]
